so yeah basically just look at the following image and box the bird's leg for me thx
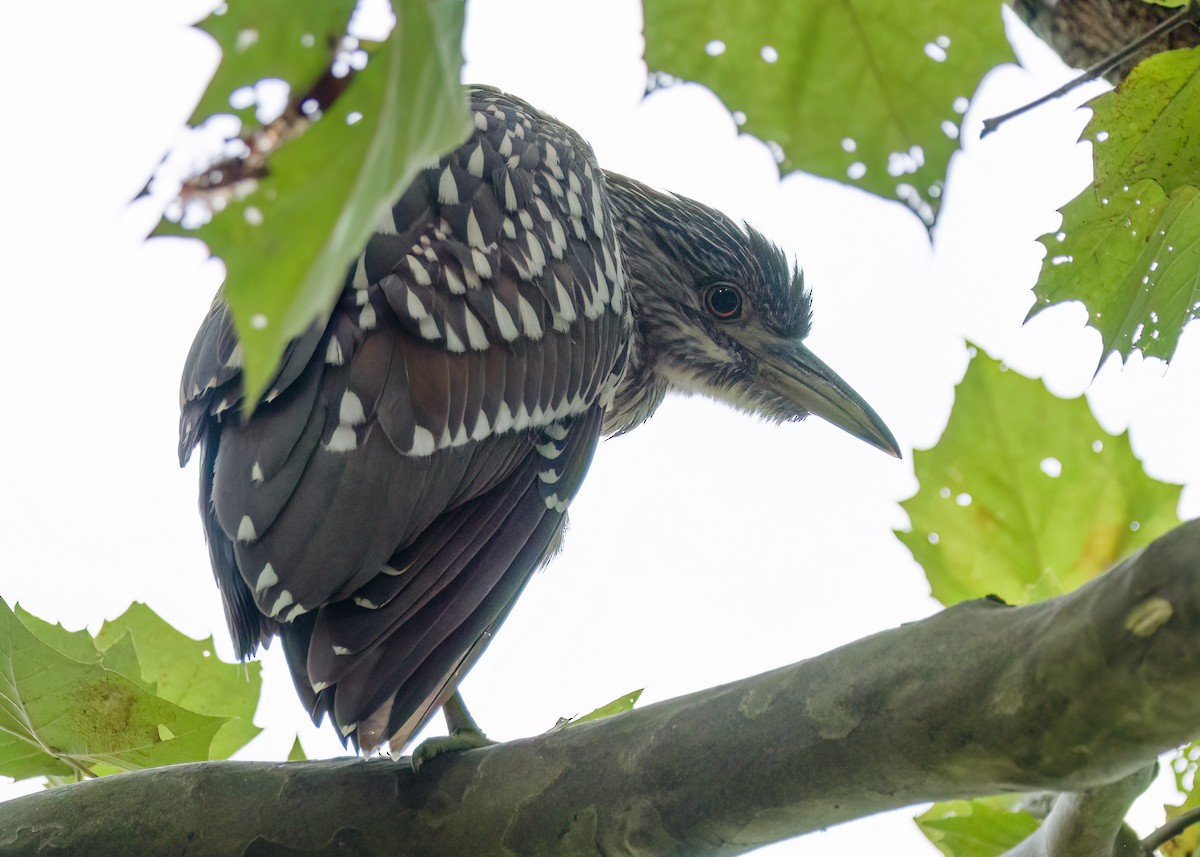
[410,691,495,771]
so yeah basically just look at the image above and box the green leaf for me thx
[1085,46,1200,197]
[13,604,101,665]
[1163,745,1200,857]
[917,796,1041,857]
[189,0,359,123]
[895,348,1182,606]
[1030,47,1200,367]
[95,603,261,760]
[1030,180,1200,366]
[164,0,469,407]
[564,689,644,727]
[642,0,1013,223]
[0,598,229,780]
[287,735,307,762]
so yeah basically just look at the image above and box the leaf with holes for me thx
[642,0,1012,224]
[1030,180,1200,367]
[162,0,469,408]
[189,0,359,123]
[1084,46,1200,197]
[95,603,261,761]
[1030,47,1200,367]
[917,796,1041,857]
[895,348,1181,607]
[0,598,228,781]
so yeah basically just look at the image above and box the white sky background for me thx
[3,0,1199,853]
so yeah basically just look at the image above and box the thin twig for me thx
[1141,805,1200,855]
[980,1,1198,138]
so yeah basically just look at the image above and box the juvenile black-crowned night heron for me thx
[180,86,899,755]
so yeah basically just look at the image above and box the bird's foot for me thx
[409,691,495,771]
[410,727,494,771]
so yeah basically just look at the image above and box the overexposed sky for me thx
[3,1,1198,853]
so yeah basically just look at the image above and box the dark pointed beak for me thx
[760,344,901,457]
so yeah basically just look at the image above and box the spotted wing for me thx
[179,86,629,749]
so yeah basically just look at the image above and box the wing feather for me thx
[179,86,631,750]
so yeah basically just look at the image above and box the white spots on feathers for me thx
[406,289,428,320]
[502,216,516,239]
[544,422,569,441]
[536,440,563,459]
[381,562,410,576]
[543,141,563,179]
[409,425,436,456]
[467,208,486,249]
[473,111,488,132]
[464,307,489,349]
[547,219,567,259]
[601,243,617,281]
[251,462,264,483]
[353,596,380,609]
[471,412,492,440]
[359,302,377,330]
[339,391,366,425]
[445,266,466,294]
[538,468,561,484]
[327,390,366,452]
[503,173,518,211]
[591,182,606,236]
[518,209,534,230]
[326,336,344,365]
[437,167,459,204]
[552,274,576,329]
[224,342,244,369]
[472,249,493,279]
[492,295,520,341]
[268,589,294,618]
[418,315,442,342]
[525,232,546,274]
[543,492,569,512]
[493,401,515,434]
[237,515,257,543]
[282,603,308,623]
[517,294,543,339]
[498,133,513,157]
[567,190,583,219]
[512,402,532,431]
[406,255,432,286]
[467,143,485,178]
[333,645,353,655]
[255,562,278,593]
[444,322,465,352]
[327,425,357,452]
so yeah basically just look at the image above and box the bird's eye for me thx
[704,285,743,321]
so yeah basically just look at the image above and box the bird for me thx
[179,85,899,756]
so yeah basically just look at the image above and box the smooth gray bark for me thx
[2,520,1198,856]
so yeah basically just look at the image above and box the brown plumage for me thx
[180,86,898,753]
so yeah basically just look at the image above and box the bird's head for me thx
[605,172,899,457]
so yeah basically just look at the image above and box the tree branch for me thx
[1001,765,1154,857]
[1011,0,1200,84]
[3,520,1199,857]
